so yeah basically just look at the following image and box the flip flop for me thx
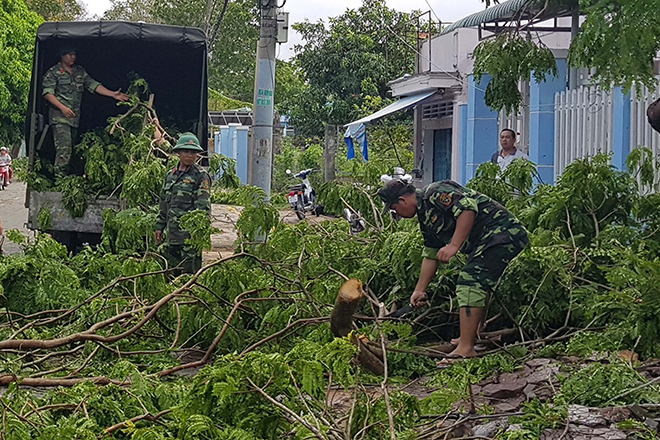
[435,355,468,369]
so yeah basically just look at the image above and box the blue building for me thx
[355,0,660,186]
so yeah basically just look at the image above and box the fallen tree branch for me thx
[105,409,173,434]
[606,376,660,405]
[0,375,127,387]
[0,254,250,351]
[7,268,172,340]
[240,316,329,357]
[247,377,331,440]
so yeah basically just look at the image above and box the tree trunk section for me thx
[353,334,384,376]
[330,278,364,337]
[324,124,336,182]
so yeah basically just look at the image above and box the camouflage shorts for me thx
[455,241,526,308]
[162,243,202,275]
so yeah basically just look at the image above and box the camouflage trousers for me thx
[455,238,528,308]
[162,242,202,275]
[52,124,78,176]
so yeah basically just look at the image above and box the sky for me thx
[82,0,486,59]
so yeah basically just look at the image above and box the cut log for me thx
[330,279,365,337]
[352,334,384,376]
[330,279,385,375]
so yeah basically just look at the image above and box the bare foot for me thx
[449,347,477,358]
[436,349,477,368]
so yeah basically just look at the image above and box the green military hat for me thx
[377,179,416,213]
[58,47,77,57]
[173,132,204,152]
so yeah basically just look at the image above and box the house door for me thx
[433,128,452,181]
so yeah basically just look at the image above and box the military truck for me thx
[25,21,208,250]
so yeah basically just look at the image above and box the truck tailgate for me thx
[28,192,121,234]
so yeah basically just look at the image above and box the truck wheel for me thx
[51,230,76,253]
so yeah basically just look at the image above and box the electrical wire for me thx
[377,14,488,93]
[423,0,441,23]
[208,0,231,45]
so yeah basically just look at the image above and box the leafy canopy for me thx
[0,0,42,147]
[476,0,660,112]
[285,0,418,135]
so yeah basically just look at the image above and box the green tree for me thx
[105,0,260,103]
[475,0,660,112]
[102,0,155,21]
[150,0,259,102]
[202,0,259,102]
[24,0,85,21]
[0,0,42,149]
[287,0,418,136]
[569,0,660,93]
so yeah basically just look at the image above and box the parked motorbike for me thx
[0,165,10,190]
[380,166,413,185]
[286,169,322,220]
[343,208,366,234]
[341,168,414,234]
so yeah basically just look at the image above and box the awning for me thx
[442,0,573,34]
[344,91,436,127]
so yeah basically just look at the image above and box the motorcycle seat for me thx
[289,184,304,191]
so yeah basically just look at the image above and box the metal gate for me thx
[554,86,614,178]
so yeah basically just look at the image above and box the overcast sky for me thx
[82,0,486,59]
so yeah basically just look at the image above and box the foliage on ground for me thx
[2,150,660,438]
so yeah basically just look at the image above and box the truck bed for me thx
[27,191,121,234]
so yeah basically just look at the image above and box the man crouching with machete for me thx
[378,179,529,363]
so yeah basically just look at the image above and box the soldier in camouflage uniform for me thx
[42,47,129,176]
[378,179,529,360]
[155,133,211,274]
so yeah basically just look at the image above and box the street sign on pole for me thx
[248,0,278,201]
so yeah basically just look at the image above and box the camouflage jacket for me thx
[42,63,101,127]
[416,181,528,260]
[156,164,212,245]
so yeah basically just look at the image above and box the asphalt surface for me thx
[0,181,31,255]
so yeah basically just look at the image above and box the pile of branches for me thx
[30,77,178,217]
[2,152,660,438]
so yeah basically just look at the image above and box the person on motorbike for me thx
[0,147,12,185]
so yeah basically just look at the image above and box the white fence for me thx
[630,84,660,157]
[554,83,660,179]
[554,86,613,177]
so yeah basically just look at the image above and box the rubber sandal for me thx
[435,355,467,369]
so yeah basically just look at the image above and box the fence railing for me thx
[554,86,613,178]
[630,84,660,158]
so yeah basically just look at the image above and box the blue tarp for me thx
[344,123,368,161]
[344,91,436,127]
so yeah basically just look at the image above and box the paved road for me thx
[0,181,30,255]
[0,182,335,258]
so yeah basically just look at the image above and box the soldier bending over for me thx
[378,180,529,361]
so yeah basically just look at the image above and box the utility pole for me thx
[568,5,579,90]
[324,124,337,182]
[248,0,278,200]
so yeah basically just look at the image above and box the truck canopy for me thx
[26,21,209,158]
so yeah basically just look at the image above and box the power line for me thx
[378,15,488,94]
[423,0,441,23]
